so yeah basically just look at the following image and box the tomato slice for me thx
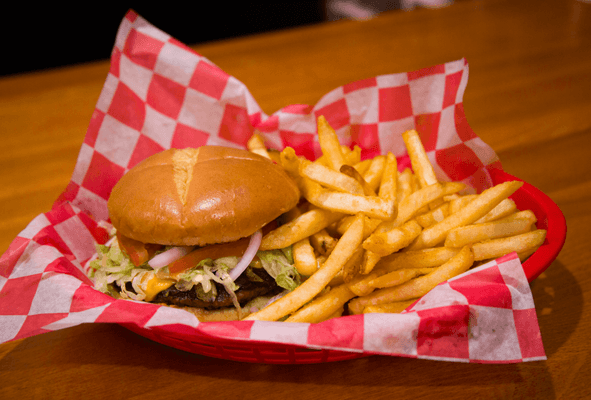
[117,232,164,267]
[167,220,278,276]
[168,237,252,276]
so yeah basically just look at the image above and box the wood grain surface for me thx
[1,0,590,398]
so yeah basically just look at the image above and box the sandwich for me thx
[88,145,302,321]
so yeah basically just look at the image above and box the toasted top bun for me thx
[108,146,300,246]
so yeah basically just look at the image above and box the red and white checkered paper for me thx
[0,10,545,363]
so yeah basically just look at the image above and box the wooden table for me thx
[1,0,590,398]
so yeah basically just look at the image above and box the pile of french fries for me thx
[243,116,546,322]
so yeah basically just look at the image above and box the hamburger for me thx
[88,145,301,321]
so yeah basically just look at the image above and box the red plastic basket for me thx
[123,169,566,363]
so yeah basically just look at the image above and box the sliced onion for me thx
[229,230,263,280]
[148,246,193,269]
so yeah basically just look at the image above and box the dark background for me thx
[2,3,330,77]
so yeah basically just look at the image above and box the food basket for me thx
[120,168,566,364]
[0,11,566,365]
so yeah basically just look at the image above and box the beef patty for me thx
[151,267,281,309]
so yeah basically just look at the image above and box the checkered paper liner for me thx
[0,10,545,363]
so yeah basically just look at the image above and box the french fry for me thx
[416,202,450,228]
[279,146,303,178]
[360,249,383,275]
[363,299,418,314]
[340,165,377,196]
[378,152,398,204]
[341,246,364,283]
[335,214,382,237]
[324,306,345,321]
[353,159,372,176]
[474,198,518,224]
[260,208,344,250]
[472,229,547,261]
[343,145,362,166]
[501,209,537,223]
[397,168,414,202]
[449,194,477,215]
[285,283,356,323]
[402,129,438,188]
[302,178,396,220]
[409,181,524,249]
[245,214,365,321]
[300,159,364,195]
[363,155,386,192]
[444,215,535,248]
[376,246,461,272]
[315,144,357,167]
[362,219,423,256]
[310,229,338,256]
[317,115,346,171]
[348,245,474,314]
[328,267,345,287]
[368,268,433,289]
[443,193,461,202]
[293,237,319,276]
[246,132,271,159]
[347,267,387,297]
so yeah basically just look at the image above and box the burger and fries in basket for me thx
[88,115,546,323]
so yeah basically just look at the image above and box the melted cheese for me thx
[143,275,175,302]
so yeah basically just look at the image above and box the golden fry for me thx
[317,115,346,171]
[363,219,423,256]
[363,155,386,192]
[377,247,461,272]
[340,165,377,196]
[310,229,338,256]
[342,246,364,283]
[402,129,438,188]
[378,152,398,204]
[474,198,518,224]
[285,283,356,323]
[293,237,319,276]
[260,207,344,250]
[363,299,418,314]
[444,216,534,248]
[397,168,414,202]
[416,202,450,228]
[347,267,387,297]
[472,229,547,261]
[449,194,477,215]
[368,268,433,289]
[246,132,271,159]
[360,249,383,275]
[279,147,303,178]
[342,145,362,166]
[302,178,396,220]
[300,159,364,195]
[353,159,372,176]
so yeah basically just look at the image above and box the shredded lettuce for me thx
[88,239,152,301]
[257,249,301,291]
